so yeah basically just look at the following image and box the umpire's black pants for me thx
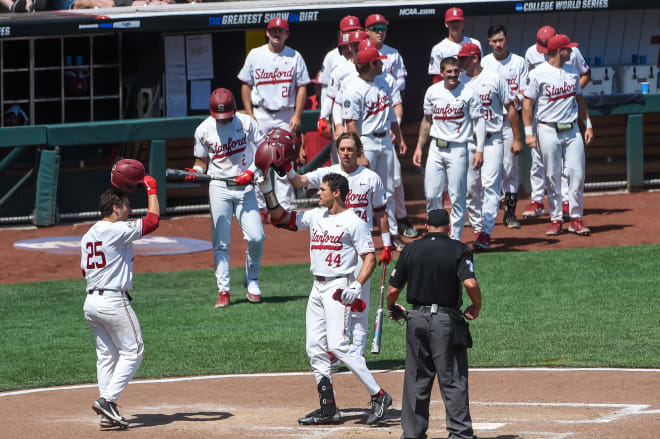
[401,309,474,439]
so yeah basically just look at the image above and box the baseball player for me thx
[82,168,159,429]
[364,13,407,92]
[285,131,391,356]
[481,24,527,229]
[428,8,483,78]
[523,25,591,221]
[254,165,393,425]
[523,34,594,236]
[318,15,362,141]
[413,56,485,241]
[184,88,266,307]
[342,41,408,251]
[459,43,520,250]
[237,17,310,210]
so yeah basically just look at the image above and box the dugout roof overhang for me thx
[0,0,657,39]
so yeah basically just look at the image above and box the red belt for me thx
[314,275,344,282]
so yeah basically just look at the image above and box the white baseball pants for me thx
[209,182,265,292]
[362,135,397,236]
[392,144,408,221]
[530,123,571,204]
[537,123,585,222]
[84,291,143,403]
[350,256,371,356]
[467,133,504,236]
[501,121,519,194]
[254,108,297,210]
[424,141,468,240]
[306,276,380,395]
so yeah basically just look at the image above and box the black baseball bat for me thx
[165,168,238,183]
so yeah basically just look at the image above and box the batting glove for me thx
[379,245,392,266]
[340,280,362,305]
[234,170,254,186]
[142,175,157,195]
[317,117,331,138]
[183,167,199,182]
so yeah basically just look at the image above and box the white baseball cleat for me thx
[245,279,262,303]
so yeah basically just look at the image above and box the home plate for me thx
[473,422,506,430]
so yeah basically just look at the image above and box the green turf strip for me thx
[1,244,658,391]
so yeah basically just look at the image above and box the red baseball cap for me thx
[457,42,481,58]
[445,7,464,22]
[358,39,377,51]
[536,25,556,54]
[348,30,368,45]
[547,34,578,52]
[339,15,362,31]
[357,47,387,64]
[267,17,289,30]
[365,13,389,28]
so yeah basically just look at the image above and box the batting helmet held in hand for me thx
[111,159,145,193]
[254,139,298,174]
[266,127,300,149]
[209,88,236,120]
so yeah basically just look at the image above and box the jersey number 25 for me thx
[85,241,107,269]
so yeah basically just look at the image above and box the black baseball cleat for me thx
[298,408,342,425]
[504,214,521,229]
[367,390,392,425]
[92,398,129,429]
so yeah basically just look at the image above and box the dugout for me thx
[1,0,660,224]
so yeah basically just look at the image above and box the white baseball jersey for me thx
[460,69,513,133]
[423,81,483,142]
[305,164,386,225]
[319,47,343,86]
[428,36,483,75]
[379,43,407,91]
[525,45,589,76]
[81,219,142,291]
[237,45,310,111]
[524,62,582,124]
[481,52,528,108]
[193,113,265,179]
[342,75,397,135]
[297,208,375,277]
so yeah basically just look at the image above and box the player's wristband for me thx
[193,165,204,173]
[381,232,391,247]
[524,126,533,137]
[583,118,592,129]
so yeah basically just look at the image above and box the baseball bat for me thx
[165,168,237,183]
[371,262,388,354]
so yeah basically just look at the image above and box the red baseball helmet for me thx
[254,139,298,174]
[111,159,145,193]
[267,127,300,149]
[209,88,236,120]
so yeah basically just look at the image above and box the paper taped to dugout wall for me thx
[190,80,211,110]
[186,34,214,80]
[164,35,187,117]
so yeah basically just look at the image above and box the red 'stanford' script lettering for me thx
[211,136,247,160]
[545,81,577,102]
[255,67,294,85]
[365,94,391,117]
[480,89,492,106]
[507,75,519,91]
[345,189,369,208]
[311,229,344,250]
[433,103,464,120]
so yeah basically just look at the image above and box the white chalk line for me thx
[3,367,659,398]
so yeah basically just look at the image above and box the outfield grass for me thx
[1,244,659,391]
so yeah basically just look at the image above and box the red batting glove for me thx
[142,175,157,195]
[234,169,254,186]
[317,117,331,138]
[183,167,199,182]
[379,245,392,266]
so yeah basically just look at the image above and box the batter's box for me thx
[431,401,654,424]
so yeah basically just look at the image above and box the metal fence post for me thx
[626,114,644,191]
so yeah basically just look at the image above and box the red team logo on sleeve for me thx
[545,82,577,102]
[310,230,345,250]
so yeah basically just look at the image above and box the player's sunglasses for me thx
[368,25,387,32]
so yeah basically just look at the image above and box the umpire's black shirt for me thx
[389,232,475,308]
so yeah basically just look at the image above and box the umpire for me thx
[387,209,482,439]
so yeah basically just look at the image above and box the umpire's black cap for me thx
[427,209,449,226]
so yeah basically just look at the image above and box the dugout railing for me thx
[1,96,660,226]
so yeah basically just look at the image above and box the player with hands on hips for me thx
[481,24,528,229]
[414,56,485,241]
[83,161,160,429]
[286,131,391,355]
[458,42,521,250]
[189,88,266,308]
[253,159,393,426]
[522,34,593,237]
